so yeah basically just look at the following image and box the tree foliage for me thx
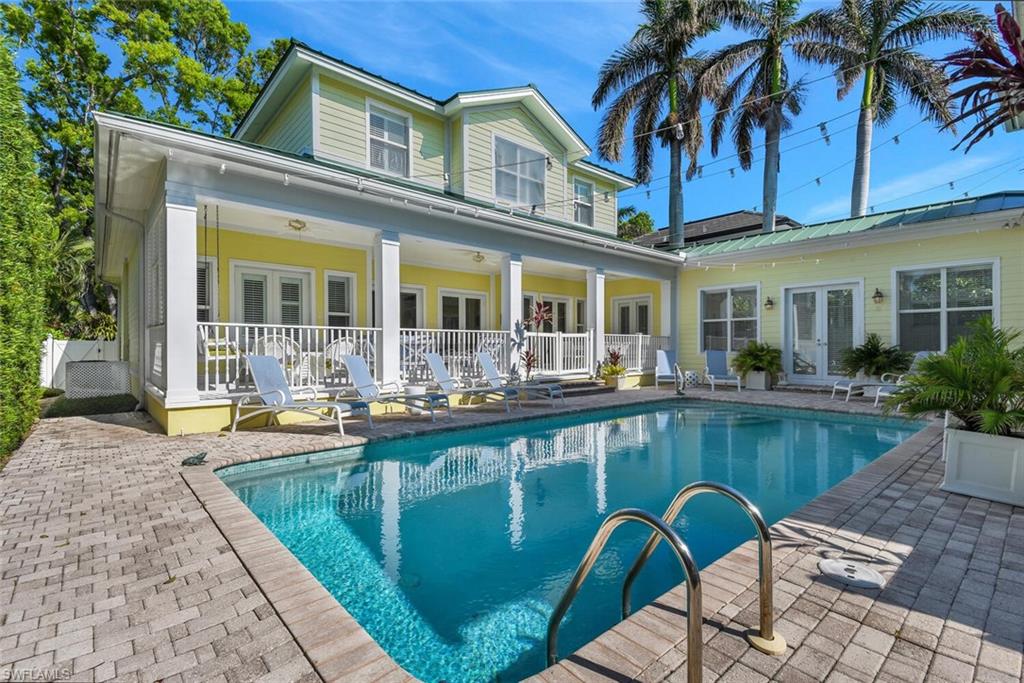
[0,42,55,457]
[617,205,656,239]
[0,0,287,328]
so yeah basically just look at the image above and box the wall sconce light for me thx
[872,288,885,304]
[764,296,774,311]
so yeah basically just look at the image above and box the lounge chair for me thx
[425,352,520,412]
[475,352,565,406]
[831,350,931,404]
[338,354,451,422]
[655,349,683,390]
[705,350,741,392]
[874,351,933,407]
[231,355,370,434]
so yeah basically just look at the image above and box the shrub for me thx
[601,349,626,378]
[731,341,783,378]
[839,333,912,378]
[0,44,55,457]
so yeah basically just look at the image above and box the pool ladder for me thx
[546,481,787,682]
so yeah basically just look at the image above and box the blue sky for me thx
[228,0,1023,228]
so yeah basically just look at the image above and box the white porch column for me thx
[163,193,199,405]
[374,231,401,384]
[587,268,605,367]
[501,253,523,373]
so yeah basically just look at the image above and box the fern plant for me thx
[839,334,912,378]
[886,318,1024,436]
[731,341,783,378]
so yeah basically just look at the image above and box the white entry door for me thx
[784,284,861,381]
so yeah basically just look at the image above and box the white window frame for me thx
[492,133,547,211]
[571,177,595,227]
[539,294,572,333]
[365,98,413,178]
[399,285,425,328]
[891,258,999,352]
[197,256,219,322]
[324,270,357,328]
[438,288,489,329]
[697,284,761,352]
[229,260,315,326]
[575,298,587,333]
[612,294,655,335]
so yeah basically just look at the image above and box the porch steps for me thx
[546,378,615,398]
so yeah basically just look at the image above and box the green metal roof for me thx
[683,192,1024,257]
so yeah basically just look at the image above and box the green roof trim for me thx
[572,159,637,185]
[683,192,1024,257]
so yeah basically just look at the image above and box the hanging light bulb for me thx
[729,168,735,178]
[815,177,822,186]
[673,122,685,140]
[949,181,955,190]
[893,135,900,145]
[818,122,831,145]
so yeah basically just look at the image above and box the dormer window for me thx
[573,178,594,226]
[368,106,409,176]
[494,136,545,209]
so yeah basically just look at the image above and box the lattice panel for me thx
[66,361,132,399]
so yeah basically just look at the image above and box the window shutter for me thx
[196,262,209,322]
[279,278,303,326]
[327,276,351,327]
[242,276,266,324]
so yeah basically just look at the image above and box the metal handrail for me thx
[621,481,787,656]
[546,508,703,682]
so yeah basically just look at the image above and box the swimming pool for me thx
[219,400,921,682]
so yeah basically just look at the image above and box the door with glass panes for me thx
[614,297,650,334]
[235,268,311,327]
[784,283,860,381]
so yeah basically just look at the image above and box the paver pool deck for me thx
[2,388,1022,682]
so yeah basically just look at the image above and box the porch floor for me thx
[2,389,1021,682]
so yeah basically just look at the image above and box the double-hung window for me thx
[234,266,311,326]
[614,297,651,335]
[700,287,758,351]
[196,259,216,322]
[325,274,354,328]
[441,291,485,330]
[896,263,994,352]
[494,137,545,209]
[573,179,594,226]
[368,106,410,177]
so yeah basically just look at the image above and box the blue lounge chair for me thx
[655,349,683,390]
[476,352,564,406]
[704,350,741,392]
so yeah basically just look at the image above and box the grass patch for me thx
[42,393,137,418]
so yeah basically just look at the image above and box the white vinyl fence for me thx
[40,335,120,389]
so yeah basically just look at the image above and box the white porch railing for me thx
[197,322,379,394]
[400,328,510,384]
[606,334,672,372]
[525,331,593,376]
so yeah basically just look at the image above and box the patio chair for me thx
[425,352,519,412]
[252,334,303,384]
[338,354,451,423]
[476,351,565,407]
[231,355,370,435]
[654,349,683,390]
[704,350,741,392]
[874,351,933,407]
[831,350,932,404]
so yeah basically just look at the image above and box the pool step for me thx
[558,380,616,398]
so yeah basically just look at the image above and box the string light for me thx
[818,122,831,145]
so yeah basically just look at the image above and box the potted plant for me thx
[731,341,783,390]
[885,318,1024,506]
[839,334,913,381]
[601,349,628,390]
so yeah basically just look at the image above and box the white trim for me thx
[365,249,373,327]
[399,284,426,328]
[570,175,595,228]
[196,255,219,322]
[611,294,655,334]
[491,132,549,212]
[538,293,572,332]
[298,48,440,113]
[323,269,358,327]
[234,50,303,139]
[890,258,999,352]
[780,280,864,383]
[365,98,413,179]
[311,68,321,157]
[460,112,469,194]
[696,282,762,352]
[437,287,489,329]
[228,259,316,325]
[569,160,636,189]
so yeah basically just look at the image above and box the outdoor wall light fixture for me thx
[872,288,885,304]
[763,296,774,311]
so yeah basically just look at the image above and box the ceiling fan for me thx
[452,248,487,264]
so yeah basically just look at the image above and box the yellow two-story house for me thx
[93,41,682,434]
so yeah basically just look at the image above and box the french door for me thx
[784,283,860,382]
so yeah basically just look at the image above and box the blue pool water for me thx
[219,401,920,682]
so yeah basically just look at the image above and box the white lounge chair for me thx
[655,349,683,390]
[831,351,932,404]
[425,352,519,412]
[476,352,565,406]
[231,355,369,434]
[874,351,933,407]
[338,354,451,423]
[705,350,741,392]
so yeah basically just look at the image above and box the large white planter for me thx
[943,428,1024,506]
[745,371,773,391]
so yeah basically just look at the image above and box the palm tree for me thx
[593,0,723,249]
[944,4,1024,152]
[794,0,986,218]
[698,0,810,233]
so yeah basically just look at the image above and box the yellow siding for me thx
[195,228,369,326]
[677,228,1024,373]
[568,169,618,235]
[463,106,567,219]
[255,78,312,154]
[317,76,445,181]
[400,264,493,328]
[606,278,664,335]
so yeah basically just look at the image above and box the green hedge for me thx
[0,44,54,457]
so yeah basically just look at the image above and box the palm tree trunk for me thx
[668,137,684,248]
[850,104,874,217]
[761,107,780,233]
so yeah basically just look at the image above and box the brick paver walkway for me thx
[2,388,1022,682]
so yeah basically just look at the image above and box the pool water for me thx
[219,401,920,682]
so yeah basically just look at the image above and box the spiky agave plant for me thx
[944,3,1024,152]
[885,317,1024,435]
